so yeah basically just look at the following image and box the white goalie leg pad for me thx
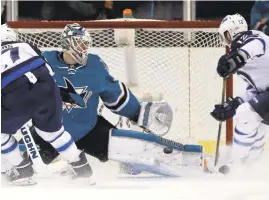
[232,103,266,164]
[1,133,23,167]
[137,101,173,136]
[108,129,204,177]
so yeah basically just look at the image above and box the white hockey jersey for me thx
[234,30,269,102]
[1,42,46,89]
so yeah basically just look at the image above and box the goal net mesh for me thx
[9,20,228,154]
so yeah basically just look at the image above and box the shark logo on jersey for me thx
[59,77,92,113]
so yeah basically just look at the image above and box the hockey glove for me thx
[217,50,248,78]
[210,97,241,122]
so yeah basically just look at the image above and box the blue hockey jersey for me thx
[42,51,141,141]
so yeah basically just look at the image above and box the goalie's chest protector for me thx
[44,51,106,141]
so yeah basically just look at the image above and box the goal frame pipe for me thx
[6,0,18,21]
[7,20,233,145]
[7,20,221,29]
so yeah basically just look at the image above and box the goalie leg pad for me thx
[108,129,204,176]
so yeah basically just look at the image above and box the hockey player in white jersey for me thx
[210,14,269,173]
[1,24,94,185]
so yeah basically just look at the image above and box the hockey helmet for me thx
[219,14,248,46]
[61,23,92,66]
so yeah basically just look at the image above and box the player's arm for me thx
[99,59,173,136]
[217,35,266,78]
[211,84,257,122]
[98,58,141,120]
[100,73,141,120]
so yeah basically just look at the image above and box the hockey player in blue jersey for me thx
[26,23,204,177]
[1,24,94,186]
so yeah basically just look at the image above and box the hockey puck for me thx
[219,165,230,174]
[163,147,173,154]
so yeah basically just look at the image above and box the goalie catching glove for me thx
[136,101,173,136]
[211,97,241,121]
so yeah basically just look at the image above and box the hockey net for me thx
[8,19,232,154]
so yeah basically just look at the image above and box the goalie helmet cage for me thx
[7,19,233,154]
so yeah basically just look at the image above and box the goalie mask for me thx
[61,23,92,66]
[219,14,248,46]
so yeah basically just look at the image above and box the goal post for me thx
[7,19,233,154]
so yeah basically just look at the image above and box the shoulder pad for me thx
[231,31,261,51]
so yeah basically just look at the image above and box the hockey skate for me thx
[5,156,36,186]
[61,151,96,185]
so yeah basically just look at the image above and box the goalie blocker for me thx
[18,101,204,177]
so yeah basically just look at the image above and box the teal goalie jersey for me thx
[43,51,141,141]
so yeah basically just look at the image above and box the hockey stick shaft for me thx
[20,122,47,173]
[214,79,227,166]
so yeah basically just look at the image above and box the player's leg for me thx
[232,90,269,164]
[231,103,265,163]
[74,116,145,175]
[217,91,269,174]
[27,115,114,164]
[18,115,115,166]
[57,116,115,176]
[1,156,12,174]
[30,66,93,178]
[75,116,114,162]
[28,125,60,164]
[1,77,38,185]
[1,133,36,185]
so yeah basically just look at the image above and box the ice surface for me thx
[1,154,269,200]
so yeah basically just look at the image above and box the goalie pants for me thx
[30,116,115,164]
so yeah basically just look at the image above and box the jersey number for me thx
[1,47,20,63]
